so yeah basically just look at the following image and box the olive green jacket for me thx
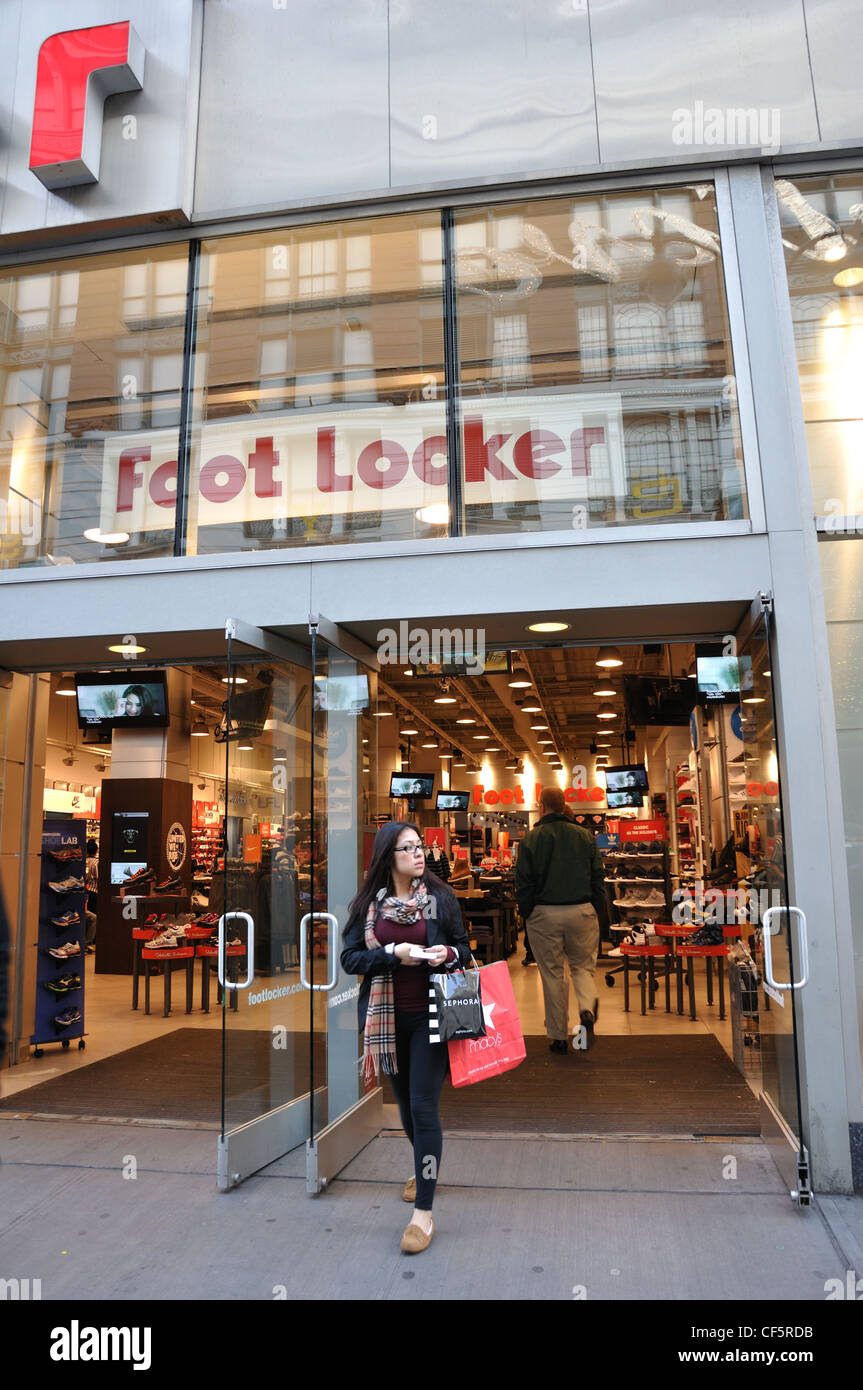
[515,813,606,921]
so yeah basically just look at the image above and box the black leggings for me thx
[388,1011,449,1211]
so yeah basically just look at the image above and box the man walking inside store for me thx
[515,786,605,1054]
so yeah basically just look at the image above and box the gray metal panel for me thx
[0,0,200,241]
[591,0,819,164]
[803,0,863,142]
[389,0,598,187]
[0,1,25,230]
[194,0,389,220]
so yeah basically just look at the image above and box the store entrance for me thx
[370,600,808,1198]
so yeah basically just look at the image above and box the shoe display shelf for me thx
[32,820,87,1056]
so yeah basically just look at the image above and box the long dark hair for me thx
[122,684,155,716]
[346,820,445,933]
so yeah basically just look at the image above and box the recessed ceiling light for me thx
[221,675,248,684]
[107,641,148,654]
[527,621,570,633]
[416,504,450,525]
[742,696,766,704]
[85,528,130,545]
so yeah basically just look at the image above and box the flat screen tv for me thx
[435,790,469,811]
[606,789,645,809]
[696,655,754,700]
[75,671,168,730]
[604,764,649,793]
[390,773,435,799]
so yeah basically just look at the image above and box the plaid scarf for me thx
[362,879,429,1081]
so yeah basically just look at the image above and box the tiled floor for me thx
[3,944,756,1110]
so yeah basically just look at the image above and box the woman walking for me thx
[341,821,470,1253]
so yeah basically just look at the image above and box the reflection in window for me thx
[455,185,747,533]
[0,245,189,569]
[188,212,447,555]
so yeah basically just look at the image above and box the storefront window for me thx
[185,212,447,554]
[0,245,189,568]
[777,174,863,521]
[454,185,747,534]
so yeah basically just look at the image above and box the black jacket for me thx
[340,879,471,1032]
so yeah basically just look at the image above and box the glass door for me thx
[730,596,810,1205]
[216,619,381,1192]
[305,618,382,1193]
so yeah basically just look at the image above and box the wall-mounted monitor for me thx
[604,764,649,793]
[606,789,645,809]
[76,671,168,730]
[435,791,470,811]
[696,655,754,700]
[390,773,435,799]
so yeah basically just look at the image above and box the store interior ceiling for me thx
[45,641,718,788]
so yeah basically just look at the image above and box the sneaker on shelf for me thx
[47,941,81,960]
[48,846,83,862]
[687,923,724,946]
[643,888,666,907]
[148,924,186,948]
[51,911,81,929]
[53,1007,82,1030]
[153,876,183,894]
[47,876,85,894]
[44,973,82,995]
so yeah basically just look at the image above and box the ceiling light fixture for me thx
[56,676,76,696]
[434,696,457,704]
[521,704,542,714]
[597,705,618,720]
[191,720,209,737]
[221,674,248,685]
[529,723,549,730]
[107,641,147,655]
[596,646,623,668]
[527,621,570,633]
[508,679,532,689]
[592,686,616,697]
[84,528,130,545]
[400,727,419,735]
[456,717,476,725]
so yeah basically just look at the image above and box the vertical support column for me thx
[1,673,49,1065]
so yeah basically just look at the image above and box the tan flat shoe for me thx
[400,1218,434,1254]
[401,1177,416,1203]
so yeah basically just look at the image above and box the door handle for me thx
[300,912,339,991]
[218,911,254,989]
[762,905,808,990]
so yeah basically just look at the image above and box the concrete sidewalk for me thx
[1,1115,862,1301]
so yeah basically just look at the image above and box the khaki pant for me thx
[528,903,599,1041]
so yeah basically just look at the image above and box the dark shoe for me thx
[579,1010,596,1050]
[549,1039,568,1055]
[593,996,599,1022]
[123,866,154,886]
[153,876,183,894]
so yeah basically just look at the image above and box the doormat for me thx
[436,1035,761,1136]
[0,1029,325,1127]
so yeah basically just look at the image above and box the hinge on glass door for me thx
[792,1148,811,1207]
[759,590,774,613]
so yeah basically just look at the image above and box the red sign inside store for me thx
[614,817,666,842]
[473,783,607,807]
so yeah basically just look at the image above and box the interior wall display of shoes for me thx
[32,820,87,1056]
[603,835,671,930]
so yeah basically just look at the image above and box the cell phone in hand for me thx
[409,945,436,960]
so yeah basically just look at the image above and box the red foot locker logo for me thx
[29,22,145,189]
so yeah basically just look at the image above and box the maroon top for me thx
[373,913,455,1014]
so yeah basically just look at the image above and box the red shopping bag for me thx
[448,959,526,1086]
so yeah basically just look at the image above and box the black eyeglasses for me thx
[395,842,424,853]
